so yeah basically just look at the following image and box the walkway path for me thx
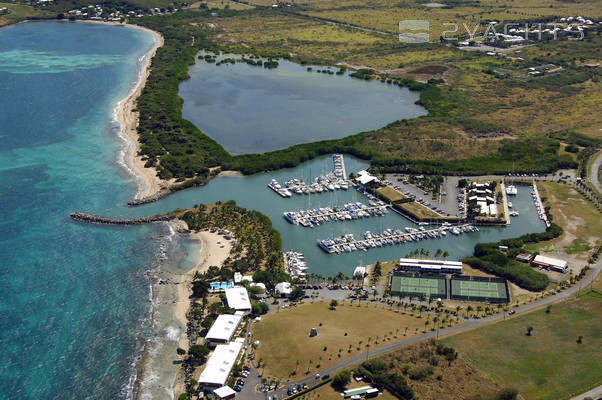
[570,383,602,400]
[589,150,602,195]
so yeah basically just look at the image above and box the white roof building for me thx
[225,287,252,312]
[214,386,236,400]
[532,255,569,272]
[356,170,379,185]
[205,314,243,345]
[397,258,462,274]
[198,338,245,388]
[275,282,293,297]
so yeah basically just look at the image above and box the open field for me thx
[534,182,602,259]
[361,340,504,400]
[252,301,429,379]
[443,288,602,400]
[0,2,47,26]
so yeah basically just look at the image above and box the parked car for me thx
[508,310,516,315]
[321,374,330,380]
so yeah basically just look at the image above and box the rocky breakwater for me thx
[69,212,176,225]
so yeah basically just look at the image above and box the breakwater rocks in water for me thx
[127,189,172,206]
[69,212,176,225]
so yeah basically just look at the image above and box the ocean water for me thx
[0,22,162,400]
[179,53,427,155]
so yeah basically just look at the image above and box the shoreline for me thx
[172,226,234,398]
[109,22,170,201]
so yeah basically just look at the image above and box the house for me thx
[213,386,236,400]
[274,282,293,297]
[205,314,243,347]
[532,255,568,273]
[198,339,245,388]
[225,287,252,313]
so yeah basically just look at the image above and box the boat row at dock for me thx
[317,224,479,254]
[531,184,550,227]
[283,250,307,278]
[267,154,352,198]
[283,201,388,227]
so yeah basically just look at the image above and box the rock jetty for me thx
[69,212,176,225]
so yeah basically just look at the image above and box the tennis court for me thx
[450,277,509,303]
[390,273,447,298]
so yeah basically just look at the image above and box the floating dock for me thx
[283,201,388,227]
[317,224,479,254]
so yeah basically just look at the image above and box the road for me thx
[240,260,600,400]
[570,384,602,400]
[589,150,602,194]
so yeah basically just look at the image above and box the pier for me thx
[317,224,479,254]
[283,201,389,227]
[69,212,175,225]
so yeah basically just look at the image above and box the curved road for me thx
[589,150,602,194]
[247,261,601,400]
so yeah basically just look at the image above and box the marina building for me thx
[532,255,569,273]
[274,282,293,297]
[225,287,252,313]
[205,314,243,347]
[198,338,245,388]
[213,386,236,400]
[397,258,463,274]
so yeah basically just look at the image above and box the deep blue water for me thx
[0,22,158,400]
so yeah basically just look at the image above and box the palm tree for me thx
[404,326,409,336]
[526,326,533,336]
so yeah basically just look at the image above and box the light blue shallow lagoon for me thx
[0,21,547,400]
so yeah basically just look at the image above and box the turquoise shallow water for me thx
[0,21,547,400]
[0,22,158,399]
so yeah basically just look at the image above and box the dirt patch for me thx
[407,65,448,75]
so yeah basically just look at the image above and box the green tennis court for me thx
[391,274,447,298]
[450,278,508,301]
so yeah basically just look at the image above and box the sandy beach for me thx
[112,23,170,200]
[172,227,233,397]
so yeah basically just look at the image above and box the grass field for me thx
[534,182,602,258]
[251,301,427,379]
[0,2,47,26]
[375,185,407,202]
[443,289,602,400]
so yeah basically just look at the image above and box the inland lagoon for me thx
[179,53,427,154]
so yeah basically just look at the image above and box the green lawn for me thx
[252,301,427,380]
[443,289,602,400]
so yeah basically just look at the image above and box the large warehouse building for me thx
[532,255,569,273]
[397,258,463,274]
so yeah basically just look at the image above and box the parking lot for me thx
[384,174,465,217]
